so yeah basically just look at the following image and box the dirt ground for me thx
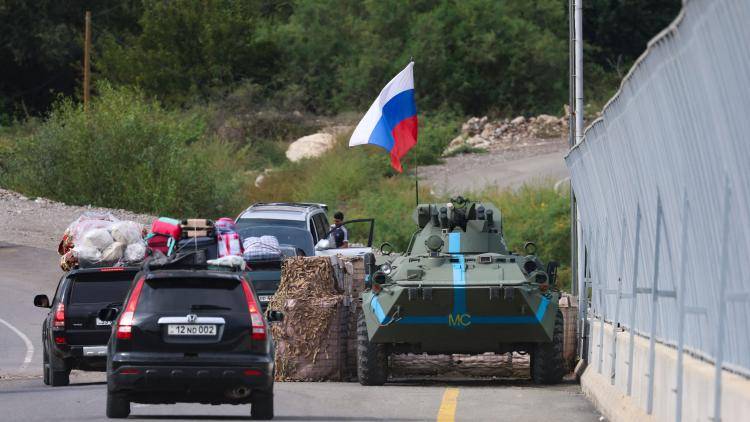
[419,138,569,196]
[0,188,153,252]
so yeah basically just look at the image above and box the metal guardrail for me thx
[565,0,750,420]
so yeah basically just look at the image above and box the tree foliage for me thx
[0,0,142,122]
[1,85,247,216]
[0,0,681,120]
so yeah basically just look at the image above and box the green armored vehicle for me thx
[357,197,564,385]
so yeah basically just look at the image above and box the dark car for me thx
[100,256,281,419]
[33,267,141,386]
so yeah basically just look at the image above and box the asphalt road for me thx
[0,242,602,421]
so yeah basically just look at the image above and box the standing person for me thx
[330,211,349,248]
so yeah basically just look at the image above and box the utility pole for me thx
[83,10,91,113]
[573,0,587,362]
[569,0,578,297]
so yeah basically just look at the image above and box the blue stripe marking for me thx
[471,315,538,324]
[535,296,550,321]
[368,90,417,152]
[448,232,461,253]
[370,296,387,324]
[398,316,448,324]
[396,295,551,325]
[452,255,467,316]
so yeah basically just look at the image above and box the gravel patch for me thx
[419,138,569,195]
[0,188,154,252]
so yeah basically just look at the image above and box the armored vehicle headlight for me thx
[380,263,392,275]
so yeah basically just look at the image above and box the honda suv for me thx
[99,254,281,419]
[33,267,141,386]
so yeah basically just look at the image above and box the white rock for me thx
[536,114,558,125]
[285,133,335,162]
[480,123,496,139]
[448,135,466,148]
[254,168,274,188]
[510,116,525,125]
[254,173,266,188]
[466,136,487,146]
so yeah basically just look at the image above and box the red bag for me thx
[147,217,181,255]
[218,232,243,257]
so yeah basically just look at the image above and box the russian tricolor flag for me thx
[349,62,418,173]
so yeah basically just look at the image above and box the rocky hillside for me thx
[444,113,568,156]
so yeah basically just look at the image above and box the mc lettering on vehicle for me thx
[448,313,471,327]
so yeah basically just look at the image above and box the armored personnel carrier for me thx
[358,197,564,385]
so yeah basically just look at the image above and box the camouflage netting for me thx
[268,256,363,381]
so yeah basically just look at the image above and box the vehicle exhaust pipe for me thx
[226,385,252,399]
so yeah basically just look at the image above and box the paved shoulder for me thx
[0,243,60,378]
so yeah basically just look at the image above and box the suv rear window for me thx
[68,272,136,304]
[136,278,247,313]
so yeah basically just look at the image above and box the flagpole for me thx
[414,142,419,206]
[410,57,419,207]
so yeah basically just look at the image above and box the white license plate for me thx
[96,318,112,326]
[258,295,273,303]
[167,324,216,336]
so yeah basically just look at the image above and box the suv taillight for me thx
[53,303,65,328]
[240,279,266,341]
[116,277,145,340]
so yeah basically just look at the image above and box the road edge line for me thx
[0,317,34,372]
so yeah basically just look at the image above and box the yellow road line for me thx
[436,387,460,422]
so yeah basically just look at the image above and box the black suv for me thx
[33,267,140,386]
[100,255,280,419]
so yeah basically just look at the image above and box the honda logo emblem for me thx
[186,314,197,323]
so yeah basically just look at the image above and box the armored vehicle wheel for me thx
[357,311,389,385]
[530,309,565,384]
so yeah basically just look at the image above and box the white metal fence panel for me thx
[566,0,750,378]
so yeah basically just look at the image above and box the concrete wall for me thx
[581,320,750,422]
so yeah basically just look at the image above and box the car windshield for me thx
[236,224,313,256]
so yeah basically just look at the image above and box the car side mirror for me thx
[98,307,119,322]
[546,261,559,286]
[315,239,330,251]
[266,310,284,322]
[34,294,51,308]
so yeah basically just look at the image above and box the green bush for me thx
[407,111,462,166]
[1,85,247,217]
[482,183,572,291]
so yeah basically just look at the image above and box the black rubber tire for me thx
[356,311,388,386]
[106,391,130,419]
[48,354,70,387]
[531,309,566,384]
[250,389,274,420]
[42,348,50,386]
